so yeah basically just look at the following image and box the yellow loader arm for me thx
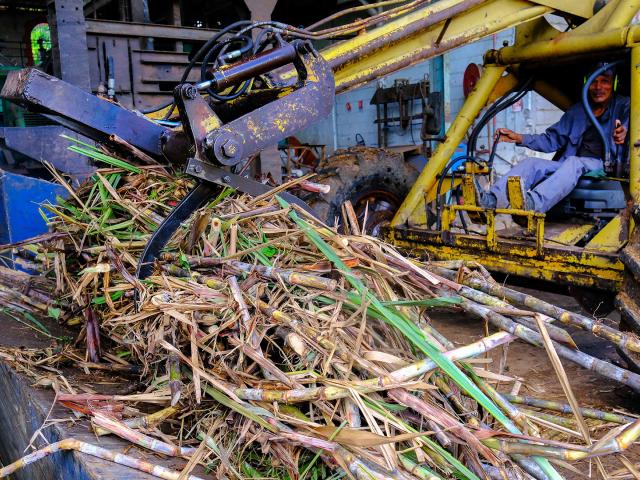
[320,0,598,94]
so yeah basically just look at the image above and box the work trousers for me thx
[489,155,604,213]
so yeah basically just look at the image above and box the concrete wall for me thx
[298,28,565,176]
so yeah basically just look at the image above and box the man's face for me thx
[588,73,614,105]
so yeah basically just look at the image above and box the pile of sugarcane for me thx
[1,146,640,480]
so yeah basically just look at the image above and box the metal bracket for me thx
[185,158,319,218]
[171,41,335,171]
[1,69,169,157]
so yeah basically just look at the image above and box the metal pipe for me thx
[391,64,506,226]
[485,26,640,66]
[332,4,549,92]
[602,0,640,30]
[204,43,297,91]
[631,44,640,203]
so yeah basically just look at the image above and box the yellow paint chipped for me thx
[203,116,222,132]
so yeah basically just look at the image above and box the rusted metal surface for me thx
[613,37,640,371]
[85,20,221,110]
[319,0,550,93]
[138,42,333,279]
[48,0,91,91]
[386,226,624,291]
[328,0,483,71]
[616,206,640,369]
[0,126,95,181]
[84,19,219,41]
[179,43,334,170]
[485,26,640,66]
[1,68,168,157]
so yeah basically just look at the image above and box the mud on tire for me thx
[306,146,419,230]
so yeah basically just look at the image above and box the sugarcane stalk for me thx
[219,205,279,220]
[78,362,142,374]
[520,409,578,429]
[592,419,640,453]
[425,269,575,347]
[343,398,362,428]
[481,438,590,461]
[433,376,541,479]
[482,420,640,460]
[228,260,337,291]
[510,315,575,347]
[161,264,193,278]
[233,331,515,403]
[198,381,412,480]
[196,276,224,290]
[501,393,637,424]
[163,253,337,291]
[280,198,521,433]
[398,455,444,480]
[167,352,182,406]
[0,283,49,311]
[0,438,205,480]
[227,276,257,348]
[431,265,640,354]
[94,406,179,436]
[84,303,101,363]
[388,389,499,464]
[364,392,483,479]
[423,317,562,480]
[262,303,463,459]
[433,375,476,425]
[92,412,195,457]
[451,294,640,392]
[206,217,222,254]
[275,326,313,360]
[258,300,382,376]
[471,373,540,437]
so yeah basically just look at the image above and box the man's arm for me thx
[613,96,630,145]
[497,108,575,153]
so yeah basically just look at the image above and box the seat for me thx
[547,176,626,219]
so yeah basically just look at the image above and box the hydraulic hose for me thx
[467,77,532,159]
[435,155,482,231]
[581,60,624,173]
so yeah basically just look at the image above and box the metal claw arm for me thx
[135,42,333,279]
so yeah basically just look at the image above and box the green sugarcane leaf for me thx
[47,306,62,320]
[281,199,564,480]
[277,198,511,429]
[383,297,462,307]
[67,145,141,173]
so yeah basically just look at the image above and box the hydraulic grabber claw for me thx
[1,38,334,281]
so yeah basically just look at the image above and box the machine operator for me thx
[479,65,629,214]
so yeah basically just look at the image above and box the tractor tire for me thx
[308,146,419,234]
[615,205,640,373]
[567,285,616,317]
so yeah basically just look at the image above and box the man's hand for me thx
[496,128,523,144]
[613,119,627,145]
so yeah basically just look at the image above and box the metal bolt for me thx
[193,165,203,174]
[222,175,231,184]
[184,85,197,99]
[221,139,239,158]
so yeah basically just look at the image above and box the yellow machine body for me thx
[345,0,640,292]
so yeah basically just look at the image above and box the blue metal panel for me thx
[0,169,67,245]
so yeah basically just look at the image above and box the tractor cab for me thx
[386,48,637,298]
